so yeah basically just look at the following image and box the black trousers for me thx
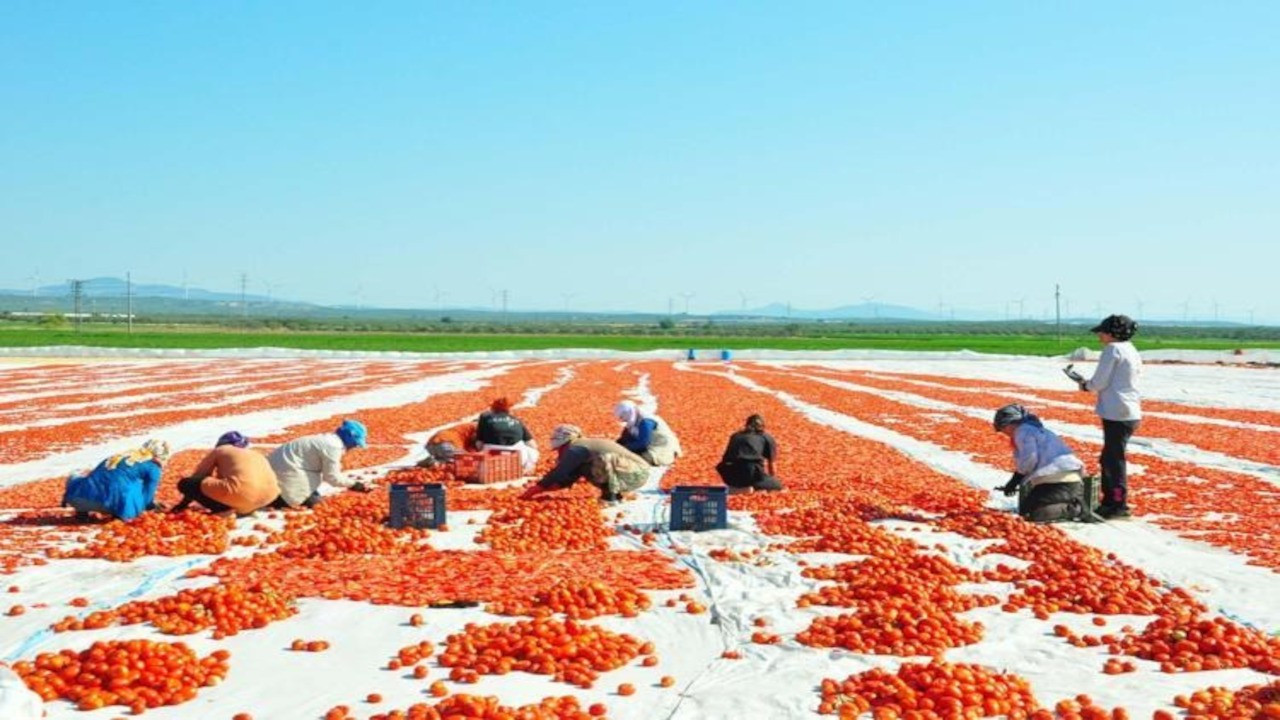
[269,491,321,510]
[1020,482,1083,523]
[1100,419,1139,507]
[715,461,783,492]
[176,476,232,514]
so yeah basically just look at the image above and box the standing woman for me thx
[62,439,171,521]
[1079,314,1142,518]
[715,414,783,492]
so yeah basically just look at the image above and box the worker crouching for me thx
[993,404,1085,523]
[520,424,650,504]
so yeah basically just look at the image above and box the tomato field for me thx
[0,354,1277,720]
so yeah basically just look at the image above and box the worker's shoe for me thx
[1097,504,1132,520]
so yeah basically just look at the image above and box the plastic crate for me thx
[477,450,522,484]
[388,483,446,529]
[452,451,522,484]
[670,486,728,531]
[451,453,483,481]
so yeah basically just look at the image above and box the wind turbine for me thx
[26,269,40,298]
[1015,297,1026,321]
[561,293,576,313]
[354,285,364,311]
[739,291,753,314]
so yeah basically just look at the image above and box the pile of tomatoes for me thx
[357,694,601,720]
[438,617,651,688]
[1101,609,1280,674]
[818,660,1040,718]
[488,578,653,620]
[12,639,230,713]
[49,510,233,562]
[51,581,296,638]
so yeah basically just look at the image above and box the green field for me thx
[3,326,1277,356]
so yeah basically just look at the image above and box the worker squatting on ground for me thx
[476,397,539,474]
[417,421,479,468]
[612,400,682,467]
[267,420,372,509]
[715,414,784,493]
[993,404,1086,523]
[520,424,651,503]
[61,439,172,522]
[1079,314,1143,519]
[172,431,281,517]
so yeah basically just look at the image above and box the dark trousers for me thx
[176,476,232,514]
[1020,482,1083,523]
[716,461,783,492]
[269,491,321,510]
[1100,419,1139,507]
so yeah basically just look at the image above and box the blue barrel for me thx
[720,349,733,363]
[686,349,696,361]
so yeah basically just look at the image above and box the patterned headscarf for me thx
[549,424,582,450]
[105,438,171,470]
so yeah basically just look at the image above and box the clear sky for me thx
[2,2,1277,321]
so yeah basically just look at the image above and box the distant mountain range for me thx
[716,302,940,321]
[0,278,1258,326]
[4,277,277,304]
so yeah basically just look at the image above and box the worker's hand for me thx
[1077,381,1089,392]
[1000,473,1024,497]
[350,482,373,493]
[519,484,545,501]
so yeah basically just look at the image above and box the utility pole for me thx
[667,297,674,317]
[70,279,84,332]
[240,273,249,323]
[1054,284,1061,345]
[501,290,509,324]
[126,271,133,334]
[679,292,694,315]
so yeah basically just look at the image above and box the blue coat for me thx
[62,458,162,520]
[617,418,658,454]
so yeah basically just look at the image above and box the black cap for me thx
[1090,314,1137,340]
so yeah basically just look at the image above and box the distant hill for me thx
[2,277,275,303]
[719,302,955,321]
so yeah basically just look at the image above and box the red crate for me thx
[451,453,482,482]
[477,450,522,484]
[451,451,522,484]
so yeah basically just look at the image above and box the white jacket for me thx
[1085,341,1143,421]
[267,433,354,506]
[1013,423,1085,485]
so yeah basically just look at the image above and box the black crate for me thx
[389,483,446,529]
[670,486,728,531]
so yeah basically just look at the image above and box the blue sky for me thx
[2,2,1277,321]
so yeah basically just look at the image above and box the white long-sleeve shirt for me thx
[1013,423,1084,483]
[267,433,354,506]
[1085,341,1143,421]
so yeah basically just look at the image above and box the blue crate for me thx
[389,483,446,529]
[670,486,728,531]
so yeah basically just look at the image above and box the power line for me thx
[70,279,84,332]
[126,271,133,334]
